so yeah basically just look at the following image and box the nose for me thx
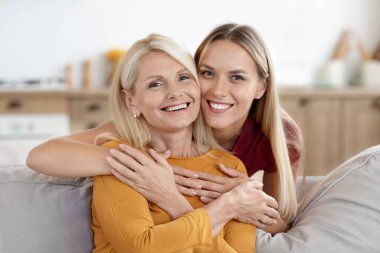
[166,83,183,99]
[208,78,227,98]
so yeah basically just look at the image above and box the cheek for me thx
[199,79,211,95]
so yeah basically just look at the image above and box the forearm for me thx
[203,193,235,237]
[27,138,111,177]
[158,190,235,238]
[158,191,193,220]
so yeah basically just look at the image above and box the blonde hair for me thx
[110,34,219,153]
[195,23,304,222]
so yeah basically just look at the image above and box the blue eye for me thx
[148,82,163,88]
[178,75,190,82]
[202,70,214,78]
[231,75,244,81]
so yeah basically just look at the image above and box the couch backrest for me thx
[0,165,94,253]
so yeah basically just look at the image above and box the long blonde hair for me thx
[110,34,219,153]
[195,23,303,222]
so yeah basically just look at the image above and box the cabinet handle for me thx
[372,97,380,110]
[7,99,22,109]
[299,98,310,107]
[87,103,100,112]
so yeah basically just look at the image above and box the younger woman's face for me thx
[125,51,200,133]
[198,39,266,132]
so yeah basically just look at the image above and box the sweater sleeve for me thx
[220,220,256,252]
[211,160,256,253]
[92,175,213,253]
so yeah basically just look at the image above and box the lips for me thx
[161,102,190,112]
[207,101,233,112]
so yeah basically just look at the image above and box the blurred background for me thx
[1,0,380,175]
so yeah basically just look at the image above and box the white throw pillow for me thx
[256,145,380,253]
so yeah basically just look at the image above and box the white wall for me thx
[1,0,379,88]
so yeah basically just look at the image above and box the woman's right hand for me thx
[107,145,177,204]
[226,179,281,229]
[107,144,194,219]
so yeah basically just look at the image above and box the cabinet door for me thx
[69,98,111,133]
[0,95,67,113]
[281,97,342,175]
[342,96,380,160]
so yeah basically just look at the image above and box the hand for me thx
[227,179,281,229]
[173,164,249,202]
[107,144,178,206]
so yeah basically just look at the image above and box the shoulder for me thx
[208,149,247,174]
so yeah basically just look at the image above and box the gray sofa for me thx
[1,145,380,253]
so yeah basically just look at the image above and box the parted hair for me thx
[109,34,219,154]
[195,23,304,222]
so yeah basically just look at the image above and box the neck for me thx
[212,114,248,151]
[149,126,198,157]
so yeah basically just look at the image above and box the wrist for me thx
[159,191,193,220]
[203,192,235,223]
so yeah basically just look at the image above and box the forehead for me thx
[200,40,256,70]
[137,51,184,75]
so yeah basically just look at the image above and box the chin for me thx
[205,117,231,131]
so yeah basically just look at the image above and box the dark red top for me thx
[232,116,299,176]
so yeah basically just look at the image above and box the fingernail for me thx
[109,149,116,154]
[119,144,126,149]
[195,184,202,189]
[106,156,113,162]
[193,173,199,178]
[190,190,197,196]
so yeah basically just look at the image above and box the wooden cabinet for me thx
[280,89,380,175]
[0,91,67,113]
[0,90,110,133]
[68,91,110,133]
[342,95,380,161]
[280,94,342,175]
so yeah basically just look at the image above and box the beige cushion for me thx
[256,145,380,253]
[0,165,93,253]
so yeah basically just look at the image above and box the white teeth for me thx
[164,103,188,112]
[209,102,231,110]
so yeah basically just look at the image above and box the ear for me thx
[254,80,267,99]
[121,90,141,117]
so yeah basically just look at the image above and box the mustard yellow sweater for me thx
[92,141,255,252]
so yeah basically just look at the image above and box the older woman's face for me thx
[198,40,266,132]
[126,51,200,132]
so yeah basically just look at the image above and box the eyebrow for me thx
[198,63,215,70]
[199,64,248,74]
[144,68,190,82]
[144,75,164,82]
[176,68,189,75]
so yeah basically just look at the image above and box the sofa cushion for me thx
[256,145,380,253]
[0,165,94,253]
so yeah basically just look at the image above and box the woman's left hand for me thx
[189,164,249,203]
